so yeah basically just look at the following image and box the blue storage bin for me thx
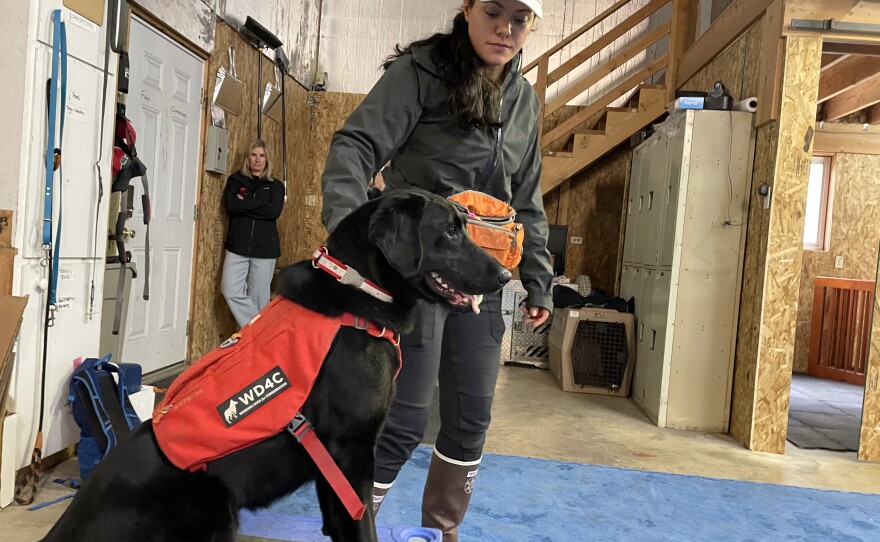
[238,510,441,542]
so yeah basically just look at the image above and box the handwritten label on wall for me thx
[67,12,97,34]
[67,89,87,121]
[59,267,75,281]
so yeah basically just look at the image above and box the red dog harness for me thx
[152,296,400,520]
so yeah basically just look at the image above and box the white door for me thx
[123,17,203,373]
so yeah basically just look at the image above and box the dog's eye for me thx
[445,224,457,238]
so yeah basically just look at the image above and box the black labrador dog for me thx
[41,189,510,542]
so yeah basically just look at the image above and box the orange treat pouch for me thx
[448,190,524,269]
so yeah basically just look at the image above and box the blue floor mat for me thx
[262,447,880,541]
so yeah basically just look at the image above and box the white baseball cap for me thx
[479,0,543,19]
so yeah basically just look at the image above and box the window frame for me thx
[803,154,833,252]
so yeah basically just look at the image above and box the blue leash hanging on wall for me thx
[16,8,67,506]
[41,8,67,326]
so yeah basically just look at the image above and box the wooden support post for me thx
[744,36,822,454]
[667,0,692,103]
[536,57,549,145]
[756,0,785,126]
[557,180,571,225]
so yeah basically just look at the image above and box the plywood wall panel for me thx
[276,83,313,265]
[190,21,310,361]
[730,120,776,447]
[862,267,880,461]
[561,146,631,291]
[739,18,765,101]
[794,154,880,373]
[749,36,823,453]
[680,17,763,101]
[306,92,366,254]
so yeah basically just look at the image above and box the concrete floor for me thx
[787,373,863,451]
[3,366,880,541]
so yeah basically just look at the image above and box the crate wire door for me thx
[501,283,550,368]
[571,319,630,390]
[548,308,635,396]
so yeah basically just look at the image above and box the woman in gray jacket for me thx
[321,1,552,538]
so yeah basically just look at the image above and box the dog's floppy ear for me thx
[368,192,429,277]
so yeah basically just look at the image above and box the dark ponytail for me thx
[383,12,503,132]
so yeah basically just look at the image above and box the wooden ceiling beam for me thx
[821,71,880,121]
[786,1,877,24]
[814,122,880,154]
[823,42,880,56]
[821,53,847,69]
[818,55,880,103]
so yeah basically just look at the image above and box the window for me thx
[803,156,832,251]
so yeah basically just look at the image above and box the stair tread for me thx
[571,129,606,136]
[543,150,574,158]
[541,99,668,193]
[638,84,665,90]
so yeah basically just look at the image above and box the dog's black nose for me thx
[498,268,512,285]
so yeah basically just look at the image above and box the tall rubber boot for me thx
[421,449,481,542]
[372,481,393,514]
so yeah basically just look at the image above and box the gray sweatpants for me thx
[220,250,275,328]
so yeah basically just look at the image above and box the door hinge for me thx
[186,319,191,337]
[201,87,206,105]
[194,204,198,221]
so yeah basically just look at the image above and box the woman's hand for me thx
[520,304,550,327]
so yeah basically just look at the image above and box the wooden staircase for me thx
[541,85,667,193]
[522,0,691,195]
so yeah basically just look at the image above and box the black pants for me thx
[374,292,505,485]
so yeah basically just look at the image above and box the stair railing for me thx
[523,0,691,150]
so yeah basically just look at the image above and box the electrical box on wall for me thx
[205,125,229,174]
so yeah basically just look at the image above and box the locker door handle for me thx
[648,191,654,210]
[638,195,643,212]
[638,322,644,341]
[650,329,657,350]
[628,198,632,215]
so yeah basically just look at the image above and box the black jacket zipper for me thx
[247,178,258,255]
[479,97,505,192]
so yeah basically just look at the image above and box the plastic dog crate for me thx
[548,307,635,396]
[238,510,441,542]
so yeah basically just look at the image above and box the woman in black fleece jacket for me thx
[220,139,285,328]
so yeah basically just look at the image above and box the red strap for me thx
[338,313,402,379]
[288,415,365,520]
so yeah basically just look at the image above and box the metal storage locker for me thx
[621,110,755,432]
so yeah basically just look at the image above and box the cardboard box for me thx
[0,247,16,296]
[0,296,28,417]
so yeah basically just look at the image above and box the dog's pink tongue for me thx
[468,294,482,314]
